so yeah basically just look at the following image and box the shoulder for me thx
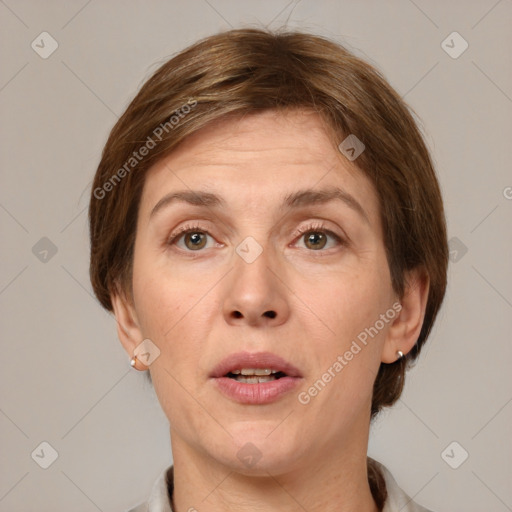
[370,458,434,512]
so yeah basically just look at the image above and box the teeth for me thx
[234,368,278,376]
[234,375,277,383]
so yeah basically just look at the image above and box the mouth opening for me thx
[226,371,287,380]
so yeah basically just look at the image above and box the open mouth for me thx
[225,371,288,383]
[213,362,301,404]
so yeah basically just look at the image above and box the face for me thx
[118,109,402,475]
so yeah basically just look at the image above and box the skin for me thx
[112,109,429,512]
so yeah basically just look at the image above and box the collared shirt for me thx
[126,459,433,512]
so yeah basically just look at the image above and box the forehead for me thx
[139,109,379,223]
[158,109,340,170]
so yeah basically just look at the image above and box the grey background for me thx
[1,1,511,511]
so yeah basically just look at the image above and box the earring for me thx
[396,350,404,361]
[130,355,148,371]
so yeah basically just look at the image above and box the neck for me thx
[169,428,379,512]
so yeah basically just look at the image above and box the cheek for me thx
[133,276,178,337]
[131,243,202,335]
[292,259,393,407]
[299,264,391,343]
[131,259,217,373]
[133,272,220,435]
[295,268,392,419]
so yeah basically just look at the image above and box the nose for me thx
[222,242,290,328]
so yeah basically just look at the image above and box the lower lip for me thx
[212,376,302,404]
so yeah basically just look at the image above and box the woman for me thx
[89,28,448,512]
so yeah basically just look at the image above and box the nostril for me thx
[231,311,276,319]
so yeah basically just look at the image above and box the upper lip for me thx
[209,351,302,378]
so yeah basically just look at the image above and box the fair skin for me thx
[112,109,429,512]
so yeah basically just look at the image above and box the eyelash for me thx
[167,223,208,246]
[292,222,345,250]
[167,221,346,252]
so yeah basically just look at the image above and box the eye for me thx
[167,221,345,253]
[293,222,345,251]
[167,223,217,251]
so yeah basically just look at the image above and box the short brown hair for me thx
[89,27,448,419]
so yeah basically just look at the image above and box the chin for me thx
[212,429,307,476]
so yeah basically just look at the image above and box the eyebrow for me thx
[149,186,370,224]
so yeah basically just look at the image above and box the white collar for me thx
[374,460,433,512]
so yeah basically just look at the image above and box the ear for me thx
[110,285,144,359]
[381,267,430,363]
